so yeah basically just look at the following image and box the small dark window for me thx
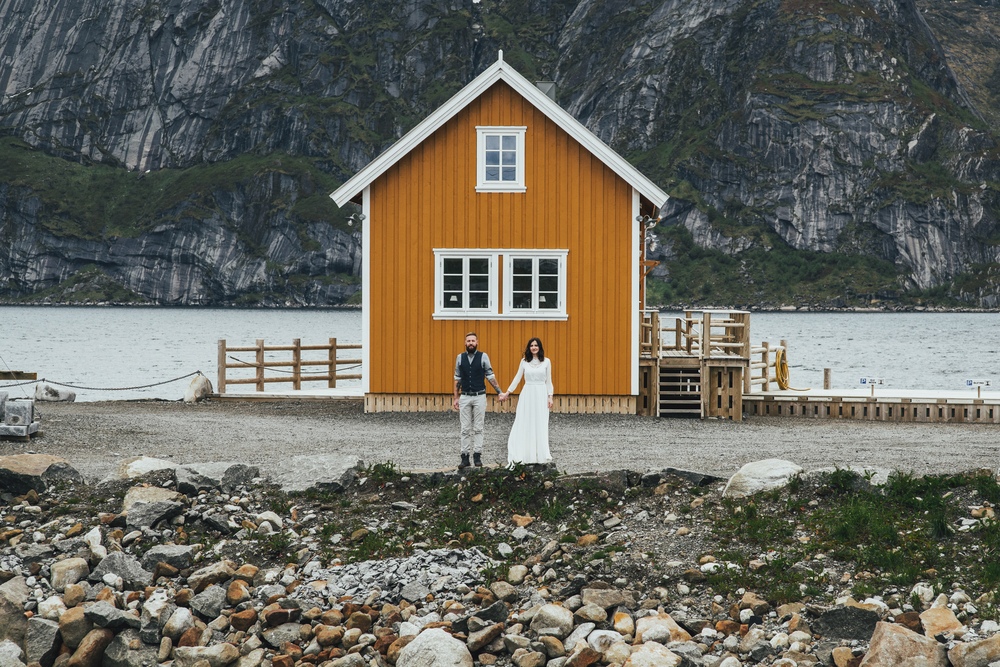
[717,395,722,409]
[778,405,782,415]
[814,406,818,415]
[889,407,893,417]
[826,406,831,416]
[729,396,733,409]
[964,408,968,418]
[851,406,855,417]
[754,404,758,415]
[729,371,734,388]
[951,408,956,418]
[976,409,981,418]
[766,405,770,415]
[913,407,917,417]
[939,408,943,418]
[926,408,930,417]
[874,407,879,417]
[839,406,843,416]
[864,407,869,417]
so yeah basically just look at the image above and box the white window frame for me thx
[503,250,568,320]
[434,250,499,318]
[476,126,527,193]
[433,248,569,320]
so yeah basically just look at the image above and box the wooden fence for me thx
[640,311,750,360]
[217,339,361,393]
[748,340,787,392]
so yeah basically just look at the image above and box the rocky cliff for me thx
[0,0,998,306]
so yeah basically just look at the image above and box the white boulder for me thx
[33,384,75,402]
[184,375,213,403]
[396,628,473,667]
[723,459,804,498]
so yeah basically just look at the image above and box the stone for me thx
[860,621,947,667]
[190,585,227,619]
[512,515,534,528]
[103,629,159,667]
[139,589,172,644]
[66,629,115,667]
[237,649,264,667]
[229,610,257,633]
[0,455,83,495]
[635,614,691,644]
[50,559,89,593]
[34,385,75,402]
[87,553,151,589]
[586,630,623,653]
[530,604,575,640]
[226,579,250,606]
[267,456,358,494]
[538,636,564,658]
[125,500,183,531]
[173,644,241,667]
[467,624,503,652]
[0,578,30,646]
[140,544,194,572]
[122,486,184,512]
[396,628,473,667]
[62,585,85,608]
[564,646,601,667]
[58,608,93,649]
[83,601,135,629]
[574,604,607,623]
[0,640,24,667]
[490,581,517,603]
[576,535,599,547]
[37,596,66,621]
[184,375,213,403]
[112,457,176,480]
[262,623,302,648]
[723,459,803,498]
[162,608,196,641]
[563,623,596,650]
[613,612,634,635]
[387,636,415,664]
[25,618,59,667]
[508,566,528,585]
[920,606,965,638]
[513,652,546,667]
[813,606,880,641]
[949,633,1000,667]
[581,588,624,609]
[400,582,430,603]
[176,462,259,495]
[187,561,235,593]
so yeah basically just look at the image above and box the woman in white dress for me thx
[499,337,553,465]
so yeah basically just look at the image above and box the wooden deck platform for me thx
[744,389,1000,423]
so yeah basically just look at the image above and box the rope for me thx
[1,371,203,392]
[774,348,809,392]
[228,355,360,375]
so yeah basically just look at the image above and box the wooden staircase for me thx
[658,366,702,417]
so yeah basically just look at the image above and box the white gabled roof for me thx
[330,51,669,210]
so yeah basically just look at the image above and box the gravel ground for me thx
[4,399,998,483]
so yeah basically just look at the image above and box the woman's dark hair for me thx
[523,337,545,362]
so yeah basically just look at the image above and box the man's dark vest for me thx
[460,351,486,394]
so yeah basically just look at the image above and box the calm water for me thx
[0,307,996,401]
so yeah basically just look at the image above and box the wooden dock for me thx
[745,388,1000,423]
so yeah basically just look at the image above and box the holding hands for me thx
[498,392,509,402]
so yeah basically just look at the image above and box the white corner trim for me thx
[330,60,668,209]
[362,186,371,394]
[631,188,640,397]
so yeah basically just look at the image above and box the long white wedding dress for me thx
[505,357,553,465]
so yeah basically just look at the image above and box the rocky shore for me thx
[0,453,998,667]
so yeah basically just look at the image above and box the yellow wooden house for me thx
[331,52,670,414]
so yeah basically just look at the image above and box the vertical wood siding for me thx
[369,81,633,396]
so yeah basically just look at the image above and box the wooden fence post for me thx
[762,341,771,392]
[293,339,302,390]
[329,338,337,388]
[701,311,711,358]
[218,340,227,395]
[824,368,832,390]
[256,339,265,392]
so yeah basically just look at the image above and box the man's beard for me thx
[466,344,477,353]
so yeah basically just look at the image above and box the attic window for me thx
[476,126,526,193]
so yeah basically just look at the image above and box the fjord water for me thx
[0,307,996,401]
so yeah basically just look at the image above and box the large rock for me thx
[187,561,235,594]
[50,558,90,592]
[161,608,195,642]
[262,623,304,648]
[139,589,173,644]
[140,545,194,571]
[183,376,213,403]
[813,606,880,641]
[858,621,947,667]
[949,633,1000,667]
[25,618,59,667]
[529,605,574,640]
[623,642,683,667]
[190,585,227,620]
[87,552,152,589]
[266,455,360,493]
[396,628,473,667]
[723,459,804,498]
[173,644,240,667]
[123,487,184,512]
[581,589,624,609]
[58,607,93,649]
[0,578,30,647]
[66,628,114,667]
[0,455,84,494]
[113,457,177,480]
[919,606,965,638]
[176,463,259,495]
[33,384,75,402]
[83,601,135,630]
[102,629,159,667]
[125,501,184,531]
[635,614,691,644]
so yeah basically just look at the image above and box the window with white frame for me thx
[435,252,497,316]
[434,249,567,319]
[504,250,567,318]
[476,126,526,193]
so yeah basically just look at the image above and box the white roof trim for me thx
[331,52,669,209]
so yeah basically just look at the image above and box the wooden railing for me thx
[640,310,751,360]
[748,340,787,392]
[217,339,361,393]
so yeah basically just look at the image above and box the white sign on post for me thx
[860,377,887,386]
[966,379,993,388]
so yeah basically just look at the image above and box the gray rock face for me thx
[396,628,473,667]
[125,501,184,531]
[176,463,260,495]
[813,606,881,641]
[262,623,304,648]
[87,552,152,589]
[140,545,194,572]
[0,640,24,667]
[24,618,59,667]
[267,456,359,493]
[0,578,29,647]
[190,585,227,620]
[0,455,82,495]
[83,600,138,630]
[103,629,159,667]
